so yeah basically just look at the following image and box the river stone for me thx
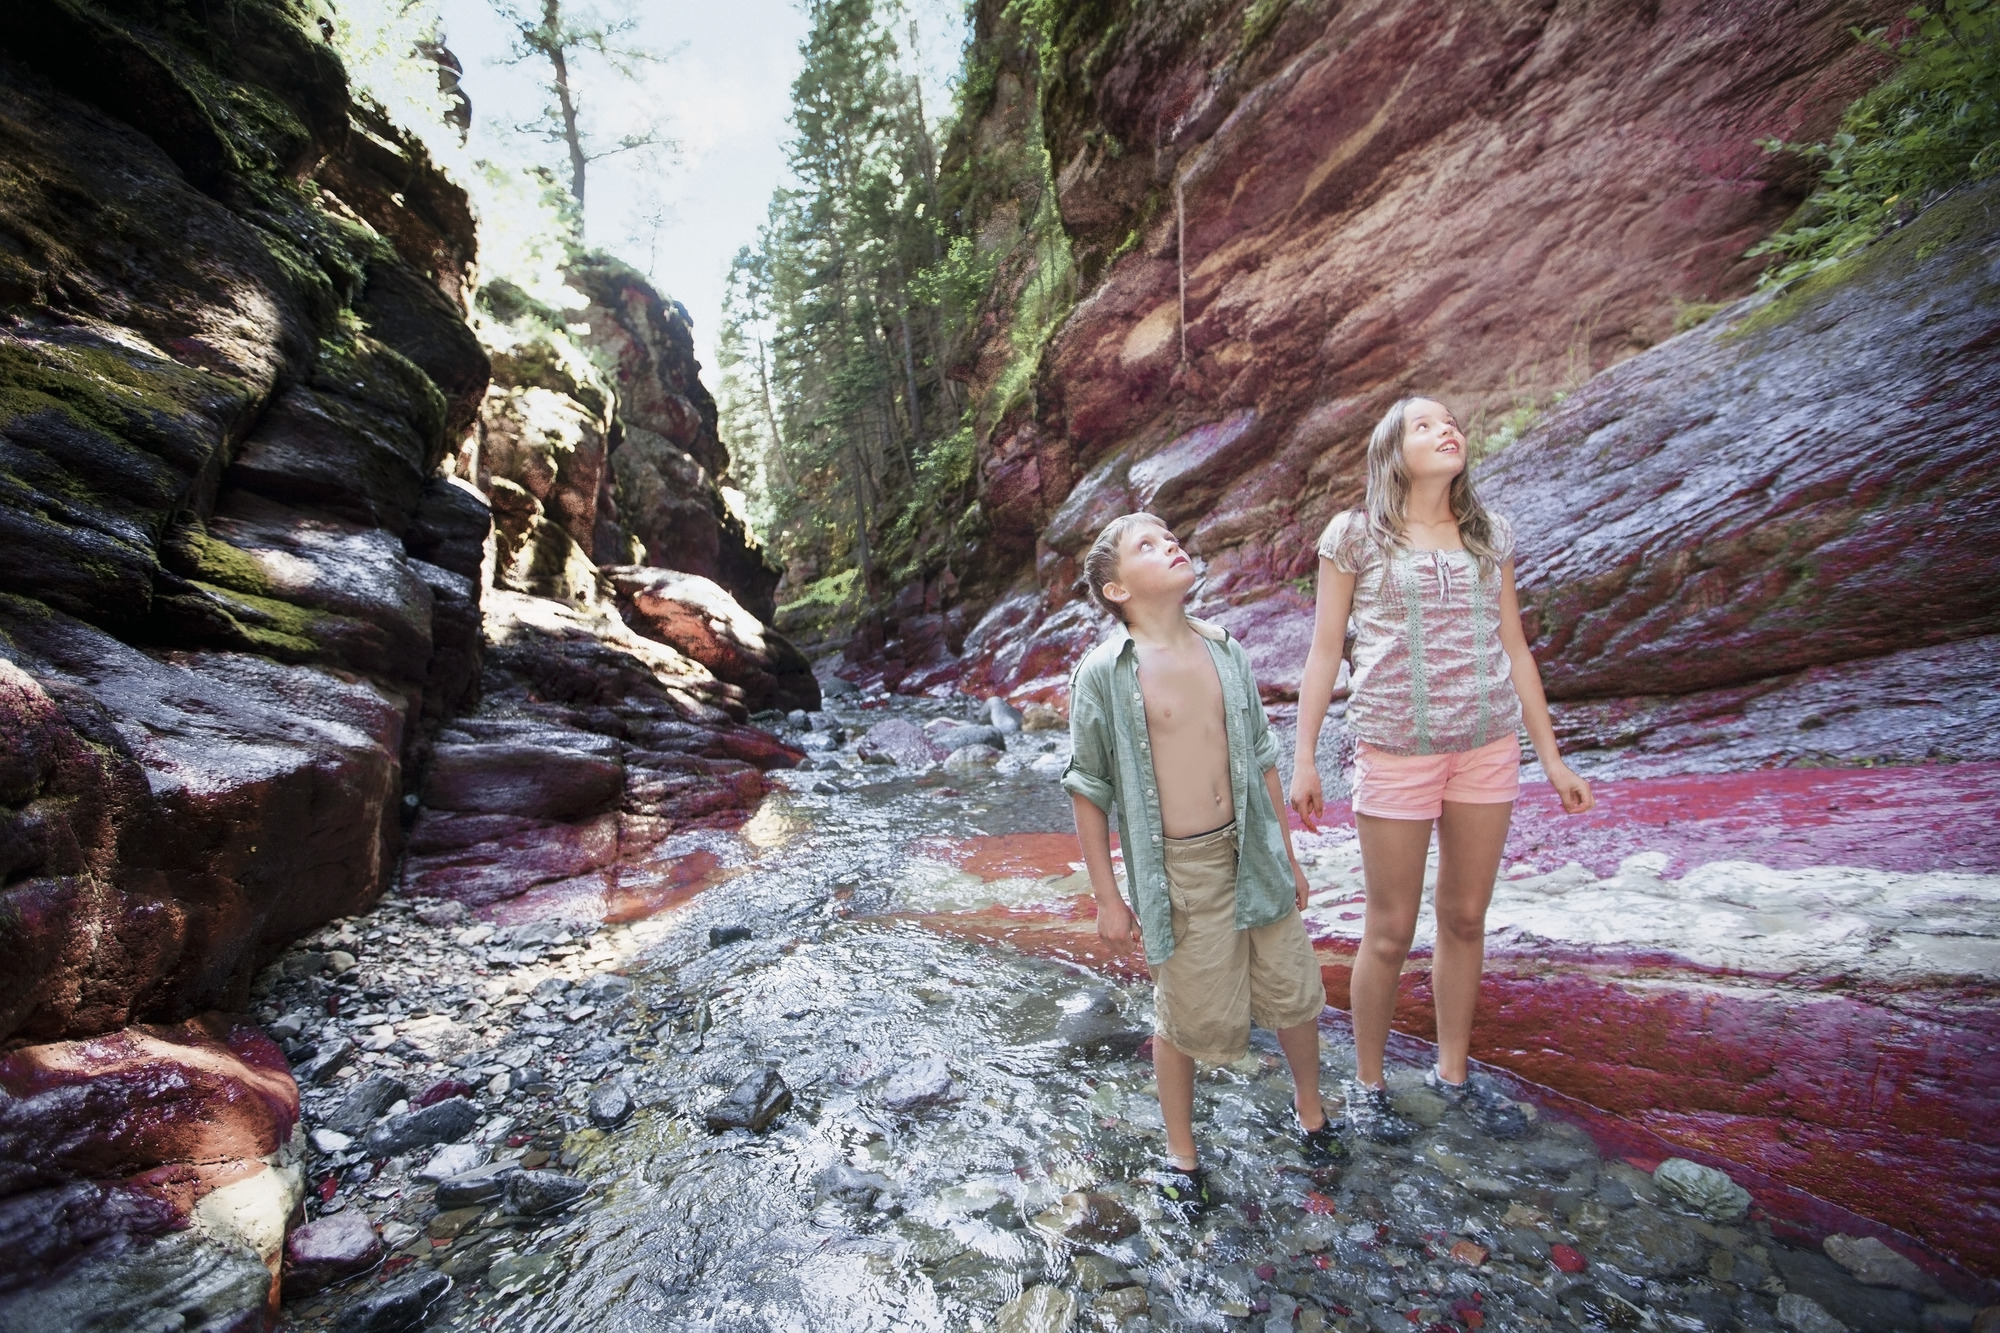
[434,1161,522,1209]
[706,1068,792,1132]
[285,1211,383,1295]
[1033,1191,1138,1244]
[997,1284,1078,1333]
[856,717,943,766]
[881,1057,955,1112]
[296,1037,357,1086]
[587,1080,634,1127]
[334,1268,452,1333]
[710,924,753,948]
[1653,1157,1751,1222]
[0,1228,273,1333]
[987,697,1025,732]
[362,1096,480,1157]
[817,1164,892,1208]
[326,1073,410,1136]
[488,1252,559,1296]
[1822,1234,1946,1297]
[943,743,1003,775]
[1600,1207,1708,1276]
[939,724,1007,751]
[415,1142,489,1182]
[504,1170,588,1215]
[1776,1293,1849,1333]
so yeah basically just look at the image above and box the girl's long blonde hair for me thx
[1361,396,1504,570]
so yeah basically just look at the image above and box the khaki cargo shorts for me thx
[1151,822,1327,1064]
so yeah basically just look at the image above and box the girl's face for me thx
[1401,399,1466,482]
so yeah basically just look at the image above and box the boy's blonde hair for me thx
[1362,397,1504,569]
[1083,512,1166,622]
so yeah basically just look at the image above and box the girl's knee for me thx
[1435,907,1488,945]
[1360,921,1417,965]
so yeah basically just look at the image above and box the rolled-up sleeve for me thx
[1060,659,1116,811]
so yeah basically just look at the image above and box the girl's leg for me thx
[1431,800,1514,1082]
[1351,814,1434,1086]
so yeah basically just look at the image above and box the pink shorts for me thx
[1351,735,1521,820]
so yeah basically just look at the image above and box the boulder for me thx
[856,718,945,768]
[422,742,624,821]
[943,744,1004,776]
[1653,1158,1751,1223]
[608,565,820,713]
[880,1057,956,1113]
[937,724,1006,752]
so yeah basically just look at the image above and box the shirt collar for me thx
[1112,615,1230,658]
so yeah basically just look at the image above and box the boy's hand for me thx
[1291,859,1311,911]
[1095,895,1140,952]
[1547,760,1594,814]
[1289,767,1323,830]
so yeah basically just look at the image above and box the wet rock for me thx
[987,697,1025,732]
[412,899,470,927]
[816,1164,891,1208]
[487,1251,559,1296]
[587,1080,634,1127]
[362,1096,479,1157]
[0,1228,274,1333]
[285,1211,383,1295]
[1070,1254,1136,1293]
[944,743,1004,776]
[856,718,944,767]
[881,1057,956,1112]
[1598,1208,1706,1277]
[933,1248,1024,1310]
[1653,1157,1751,1223]
[710,924,753,948]
[1033,1191,1138,1244]
[997,1284,1078,1333]
[1089,1286,1148,1320]
[1054,990,1147,1056]
[938,724,1007,751]
[415,1077,475,1108]
[312,1128,355,1154]
[327,1073,410,1135]
[1822,1234,1946,1298]
[428,1207,485,1240]
[503,1169,588,1215]
[422,741,623,821]
[1021,704,1063,732]
[433,1161,521,1210]
[820,675,858,697]
[1777,1293,1850,1333]
[333,1267,452,1333]
[577,974,634,1006]
[415,1143,488,1182]
[705,1068,792,1132]
[1771,1246,1927,1332]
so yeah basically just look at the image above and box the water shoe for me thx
[1425,1066,1533,1139]
[1341,1078,1418,1143]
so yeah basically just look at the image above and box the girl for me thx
[1289,397,1593,1141]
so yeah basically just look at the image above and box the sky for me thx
[431,0,970,376]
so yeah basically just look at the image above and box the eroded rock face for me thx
[608,565,820,714]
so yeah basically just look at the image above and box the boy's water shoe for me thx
[1154,1163,1210,1225]
[1341,1078,1418,1143]
[1298,1116,1347,1167]
[1425,1066,1533,1139]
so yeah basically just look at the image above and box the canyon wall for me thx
[0,1,803,1322]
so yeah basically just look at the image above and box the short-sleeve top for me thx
[1316,510,1523,756]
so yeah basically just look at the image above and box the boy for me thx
[1062,512,1338,1221]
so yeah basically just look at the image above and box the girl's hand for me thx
[1095,895,1140,952]
[1291,859,1311,911]
[1289,767,1324,830]
[1547,761,1594,814]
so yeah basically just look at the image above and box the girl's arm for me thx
[1289,557,1356,827]
[1496,559,1594,814]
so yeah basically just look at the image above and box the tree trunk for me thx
[543,0,588,210]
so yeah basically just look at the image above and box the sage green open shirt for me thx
[1060,617,1296,966]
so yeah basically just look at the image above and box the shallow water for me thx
[292,700,1975,1333]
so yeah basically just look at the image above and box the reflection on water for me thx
[392,706,1970,1333]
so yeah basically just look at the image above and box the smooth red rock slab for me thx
[607,565,819,713]
[402,812,622,908]
[423,742,623,821]
[0,1015,298,1194]
[283,1210,381,1295]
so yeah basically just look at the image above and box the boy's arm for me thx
[1060,660,1139,950]
[1264,766,1311,911]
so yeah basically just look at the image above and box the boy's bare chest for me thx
[1134,647,1228,741]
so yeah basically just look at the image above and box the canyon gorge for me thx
[0,0,1995,1329]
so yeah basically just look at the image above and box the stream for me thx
[273,696,1958,1333]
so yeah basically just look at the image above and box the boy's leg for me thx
[1431,800,1513,1082]
[1274,1020,1326,1130]
[1153,1037,1199,1168]
[1351,813,1433,1086]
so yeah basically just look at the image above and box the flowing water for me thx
[294,699,1969,1333]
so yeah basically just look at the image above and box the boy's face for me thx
[1103,519,1196,612]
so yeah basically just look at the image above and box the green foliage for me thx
[778,568,860,616]
[1241,0,1292,48]
[1750,0,2000,284]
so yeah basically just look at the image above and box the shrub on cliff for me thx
[1752,0,2000,283]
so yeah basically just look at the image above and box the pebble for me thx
[1777,1292,1851,1333]
[295,1037,356,1086]
[362,1096,480,1157]
[309,1128,354,1154]
[1822,1233,1945,1297]
[943,743,1003,775]
[1654,1156,1752,1222]
[434,1161,521,1210]
[709,924,753,948]
[706,1068,792,1132]
[1034,1191,1138,1244]
[587,1079,633,1127]
[284,1211,383,1295]
[996,1284,1077,1333]
[880,1056,955,1112]
[412,900,469,927]
[326,1074,408,1136]
[504,1169,589,1216]
[487,1253,558,1296]
[332,1268,450,1333]
[415,1142,488,1182]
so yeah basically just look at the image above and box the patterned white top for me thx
[1316,510,1523,756]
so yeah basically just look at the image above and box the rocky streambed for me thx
[250,695,1994,1333]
